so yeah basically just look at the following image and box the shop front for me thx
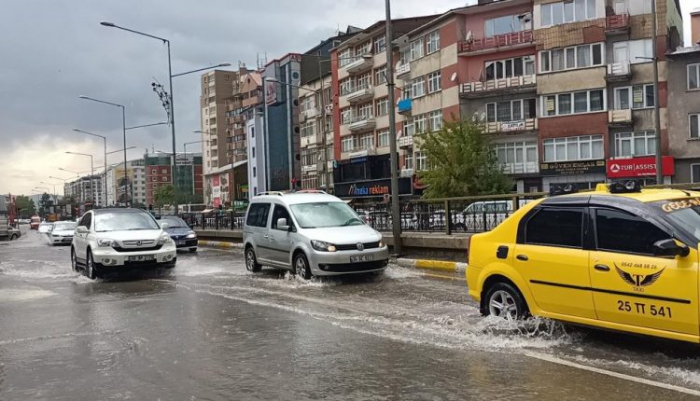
[333,177,413,201]
[540,160,607,191]
[606,156,674,185]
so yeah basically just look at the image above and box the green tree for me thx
[416,119,512,198]
[38,193,52,214]
[15,195,36,218]
[154,185,175,207]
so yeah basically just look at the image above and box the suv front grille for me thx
[112,244,163,253]
[335,241,380,251]
[122,240,156,246]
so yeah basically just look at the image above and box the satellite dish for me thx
[465,31,473,42]
[450,72,457,82]
[480,112,487,122]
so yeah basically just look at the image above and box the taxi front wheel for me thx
[484,282,529,320]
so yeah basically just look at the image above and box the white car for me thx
[47,221,77,245]
[37,221,53,234]
[71,208,177,279]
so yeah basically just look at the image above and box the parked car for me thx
[37,221,53,234]
[6,225,20,240]
[30,215,41,230]
[71,208,177,279]
[243,191,389,279]
[47,221,77,246]
[159,216,198,252]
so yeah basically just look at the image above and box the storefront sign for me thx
[501,120,525,131]
[539,160,606,176]
[334,177,412,198]
[607,156,675,178]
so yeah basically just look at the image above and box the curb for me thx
[198,241,467,273]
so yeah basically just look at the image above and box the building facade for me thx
[200,70,236,173]
[106,159,146,207]
[145,153,203,206]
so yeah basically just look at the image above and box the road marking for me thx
[525,352,700,397]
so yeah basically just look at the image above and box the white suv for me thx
[71,208,177,279]
[243,191,390,279]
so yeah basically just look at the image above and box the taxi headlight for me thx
[311,240,336,252]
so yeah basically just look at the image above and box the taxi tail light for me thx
[466,236,471,265]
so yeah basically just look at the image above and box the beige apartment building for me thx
[200,70,236,174]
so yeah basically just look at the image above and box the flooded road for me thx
[2,230,700,400]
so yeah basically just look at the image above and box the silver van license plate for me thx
[350,255,374,263]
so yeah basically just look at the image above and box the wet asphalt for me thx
[1,228,700,400]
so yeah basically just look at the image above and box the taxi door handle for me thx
[516,254,528,261]
[594,264,610,272]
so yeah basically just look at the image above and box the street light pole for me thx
[384,0,402,255]
[72,129,107,207]
[66,152,95,204]
[651,0,663,185]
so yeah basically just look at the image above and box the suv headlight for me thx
[157,233,171,245]
[97,238,116,247]
[311,240,336,252]
[186,231,197,239]
[378,238,386,248]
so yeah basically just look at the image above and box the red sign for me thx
[607,156,675,178]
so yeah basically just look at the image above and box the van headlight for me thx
[97,238,116,247]
[378,239,385,248]
[186,231,197,239]
[311,240,336,252]
[157,233,171,245]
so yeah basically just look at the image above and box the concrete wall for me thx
[537,66,606,94]
[667,52,700,160]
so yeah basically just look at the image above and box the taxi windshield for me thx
[652,198,700,243]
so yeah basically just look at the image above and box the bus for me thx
[178,204,207,214]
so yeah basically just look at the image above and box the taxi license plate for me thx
[128,255,156,262]
[350,255,374,263]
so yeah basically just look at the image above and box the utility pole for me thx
[651,0,663,185]
[317,56,329,191]
[384,0,402,255]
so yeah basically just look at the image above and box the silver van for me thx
[243,191,389,278]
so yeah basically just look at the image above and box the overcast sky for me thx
[0,0,696,196]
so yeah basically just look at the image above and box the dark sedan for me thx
[160,216,198,252]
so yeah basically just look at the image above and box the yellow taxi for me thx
[467,181,700,343]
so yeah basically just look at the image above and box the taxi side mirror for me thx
[653,239,689,257]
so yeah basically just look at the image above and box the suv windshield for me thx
[652,198,700,243]
[53,222,77,231]
[94,212,160,232]
[290,202,364,229]
[162,217,188,228]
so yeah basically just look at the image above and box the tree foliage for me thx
[416,119,512,198]
[39,193,52,211]
[15,195,36,217]
[154,185,175,207]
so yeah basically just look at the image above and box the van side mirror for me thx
[76,226,89,234]
[276,218,291,232]
[653,238,689,257]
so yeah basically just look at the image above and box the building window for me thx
[409,38,424,61]
[301,150,317,166]
[543,135,604,162]
[151,169,157,174]
[252,147,256,158]
[359,134,373,150]
[689,64,700,90]
[426,31,440,54]
[341,108,352,124]
[691,164,700,183]
[539,43,604,73]
[376,98,389,117]
[162,169,167,174]
[377,129,389,147]
[339,79,352,96]
[485,14,527,37]
[356,72,371,90]
[614,84,655,109]
[541,0,597,27]
[427,71,441,93]
[494,141,538,169]
[486,56,536,80]
[341,137,355,153]
[374,66,387,85]
[428,110,443,132]
[300,95,315,112]
[152,177,157,182]
[374,36,386,54]
[252,167,257,178]
[691,114,700,139]
[541,89,605,117]
[300,121,315,137]
[613,40,653,65]
[162,177,167,182]
[339,48,353,67]
[614,131,656,157]
[414,114,427,134]
[356,41,371,56]
[415,151,428,171]
[486,99,536,122]
[356,102,372,119]
[153,183,157,188]
[403,118,415,137]
[411,77,425,98]
[404,153,414,170]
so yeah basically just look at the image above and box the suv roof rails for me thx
[257,191,285,196]
[294,190,328,194]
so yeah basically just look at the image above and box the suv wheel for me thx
[71,248,79,272]
[294,253,312,280]
[86,250,98,280]
[10,234,18,240]
[484,282,528,320]
[245,246,262,272]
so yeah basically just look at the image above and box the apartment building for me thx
[200,70,236,173]
[65,175,102,206]
[145,153,203,206]
[298,73,333,191]
[105,159,146,206]
[667,43,700,182]
[330,16,437,199]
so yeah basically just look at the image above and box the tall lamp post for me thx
[39,182,57,204]
[72,128,107,207]
[78,95,129,206]
[65,151,95,204]
[99,20,229,213]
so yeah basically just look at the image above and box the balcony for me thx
[345,84,374,104]
[606,62,632,82]
[460,75,536,98]
[326,133,334,144]
[395,62,411,79]
[300,133,319,148]
[348,147,376,159]
[304,108,320,120]
[302,164,317,173]
[348,115,376,133]
[345,55,373,75]
[606,14,630,35]
[608,109,633,127]
[500,162,539,175]
[398,135,414,149]
[458,31,534,55]
[483,118,538,134]
[397,98,412,115]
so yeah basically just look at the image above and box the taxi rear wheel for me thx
[485,282,528,320]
